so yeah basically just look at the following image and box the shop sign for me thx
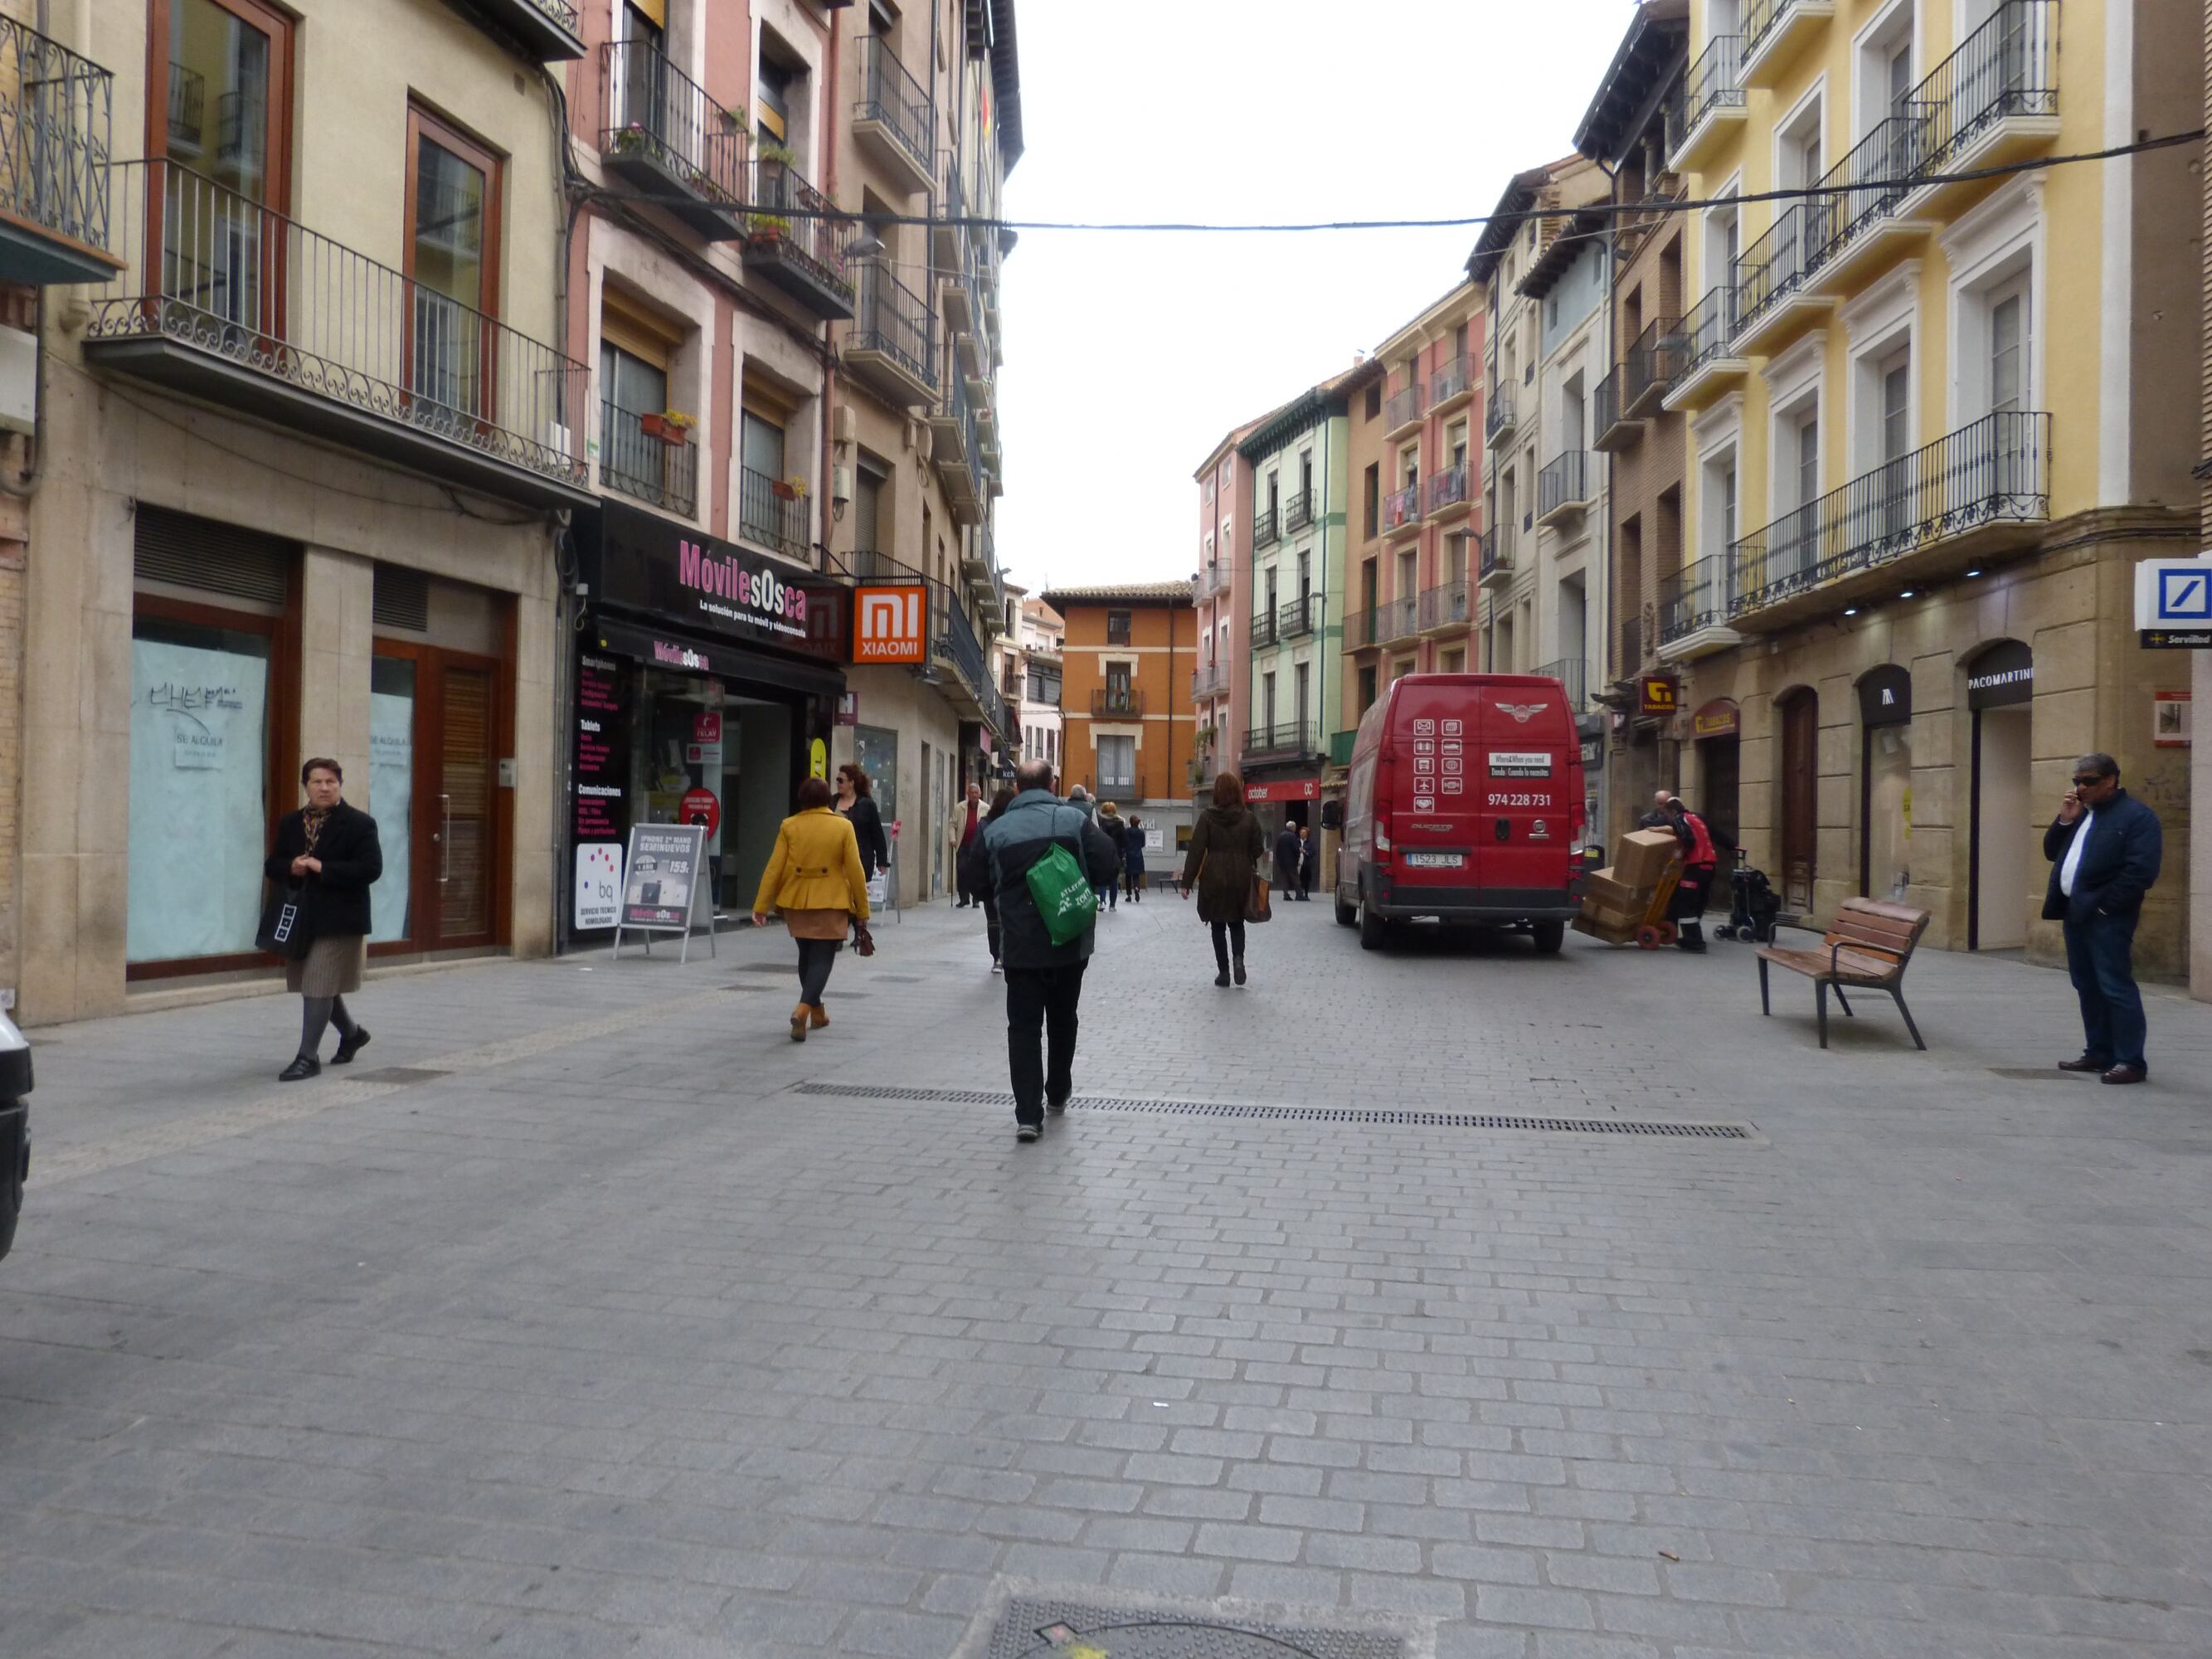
[1966,640,2034,709]
[2133,557,2212,641]
[1637,675,1679,717]
[573,653,629,842]
[588,500,843,663]
[691,712,722,744]
[1859,664,1913,727]
[2154,689,2192,747]
[574,842,622,931]
[1244,778,1320,802]
[679,786,721,838]
[619,823,707,931]
[835,692,859,726]
[809,737,827,779]
[853,585,928,664]
[1691,698,1739,738]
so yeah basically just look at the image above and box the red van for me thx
[1334,673,1587,951]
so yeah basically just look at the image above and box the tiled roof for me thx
[1039,582,1196,607]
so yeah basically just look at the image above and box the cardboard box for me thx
[1580,897,1645,932]
[1582,868,1641,909]
[1573,915,1639,945]
[1615,829,1680,889]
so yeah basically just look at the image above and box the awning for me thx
[1244,777,1321,803]
[592,615,848,700]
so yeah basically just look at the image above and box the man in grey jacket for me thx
[983,760,1122,1141]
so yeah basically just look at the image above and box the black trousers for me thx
[982,894,1002,963]
[1004,961,1086,1125]
[1209,917,1246,971]
[795,937,839,1005]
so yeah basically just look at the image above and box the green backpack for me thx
[1025,812,1099,947]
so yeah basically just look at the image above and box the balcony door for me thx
[1105,661,1133,715]
[154,0,292,334]
[406,108,501,426]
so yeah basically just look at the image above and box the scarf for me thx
[302,805,333,854]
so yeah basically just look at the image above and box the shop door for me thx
[369,645,502,953]
[1971,707,2031,949]
[1699,734,1740,908]
[1779,690,1817,912]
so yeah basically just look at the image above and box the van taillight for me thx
[1374,813,1393,854]
[1571,794,1586,842]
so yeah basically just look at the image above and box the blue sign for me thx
[2156,566,2211,620]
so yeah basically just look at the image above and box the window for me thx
[1261,671,1277,732]
[1879,350,1910,463]
[1363,462,1379,538]
[1296,547,1310,602]
[407,106,501,419]
[1989,281,2028,413]
[1441,648,1465,673]
[1298,451,1313,500]
[1364,382,1381,421]
[1097,735,1135,793]
[1358,664,1378,713]
[1293,663,1310,738]
[599,338,679,510]
[1106,609,1132,645]
[1777,91,1823,196]
[158,0,294,328]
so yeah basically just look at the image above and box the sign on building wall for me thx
[1636,675,1679,717]
[853,585,928,664]
[2135,556,2212,648]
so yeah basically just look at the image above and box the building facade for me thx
[1191,421,1259,798]
[1012,590,1064,781]
[1658,0,2197,973]
[16,0,590,1024]
[1043,584,1198,858]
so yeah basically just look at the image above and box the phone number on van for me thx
[1486,792,1552,808]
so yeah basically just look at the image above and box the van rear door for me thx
[1385,677,1484,905]
[1471,677,1578,900]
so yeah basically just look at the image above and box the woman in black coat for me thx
[265,757,383,1081]
[1180,772,1267,988]
[834,762,891,878]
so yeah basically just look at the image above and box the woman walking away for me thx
[1181,771,1266,988]
[268,759,384,1082]
[960,786,1017,971]
[752,776,872,1041]
[834,762,889,883]
[1122,815,1147,903]
[1095,800,1126,909]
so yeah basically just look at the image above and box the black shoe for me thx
[278,1056,320,1082]
[1215,968,1231,987]
[1015,1123,1042,1142]
[1047,1096,1069,1116]
[2100,1063,2147,1086]
[1233,959,1247,986]
[2056,1055,2109,1073]
[332,1027,372,1065]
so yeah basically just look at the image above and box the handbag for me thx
[1245,873,1273,925]
[256,882,313,960]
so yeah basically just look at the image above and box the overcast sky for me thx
[991,0,1636,599]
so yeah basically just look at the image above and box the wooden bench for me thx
[1755,898,1932,1050]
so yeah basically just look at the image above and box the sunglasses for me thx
[2071,775,2111,788]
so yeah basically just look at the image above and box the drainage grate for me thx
[351,1068,452,1087]
[792,1083,1753,1138]
[982,1597,1405,1659]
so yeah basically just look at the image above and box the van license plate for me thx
[1403,852,1465,869]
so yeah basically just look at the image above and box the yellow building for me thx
[1657,0,2198,974]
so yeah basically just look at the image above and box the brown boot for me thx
[808,1003,829,1029]
[790,1005,809,1042]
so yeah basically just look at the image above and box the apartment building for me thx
[1577,0,1697,849]
[1190,417,1262,795]
[1354,285,1489,715]
[1043,584,1198,854]
[13,0,589,1023]
[1657,0,2198,973]
[1013,589,1063,780]
[560,0,1021,922]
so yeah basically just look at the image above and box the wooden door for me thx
[436,659,497,946]
[1780,691,1817,912]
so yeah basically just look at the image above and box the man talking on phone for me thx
[2043,752,2162,1084]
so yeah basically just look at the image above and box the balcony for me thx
[1730,202,1830,357]
[1531,656,1587,712]
[1429,353,1475,415]
[1341,608,1381,653]
[1278,593,1320,640]
[1741,0,1835,90]
[1092,687,1145,718]
[1252,504,1280,549]
[1536,451,1592,528]
[929,579,1010,737]
[845,259,936,406]
[928,371,984,523]
[1376,594,1420,645]
[1242,721,1319,765]
[1417,581,1471,637]
[1478,528,1514,588]
[457,0,586,60]
[1383,381,1425,440]
[1383,483,1422,539]
[1485,387,1518,449]
[1898,0,2060,221]
[1656,557,1746,663]
[1663,34,1746,173]
[1726,411,2049,633]
[1191,662,1230,698]
[1805,117,1932,294]
[737,465,809,559]
[852,35,936,196]
[934,148,968,280]
[1283,489,1314,533]
[1193,562,1230,601]
[83,159,588,508]
[961,521,995,586]
[1425,464,1471,522]
[1249,606,1278,650]
[1663,285,1748,412]
[1621,316,1680,418]
[0,17,119,284]
[600,401,698,518]
[600,40,744,239]
[1592,365,1639,454]
[740,158,856,321]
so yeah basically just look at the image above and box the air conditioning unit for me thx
[915,422,934,463]
[545,421,576,460]
[833,403,857,445]
[830,463,853,507]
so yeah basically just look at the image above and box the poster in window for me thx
[127,635,270,962]
[367,681,414,944]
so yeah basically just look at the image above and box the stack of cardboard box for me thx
[1572,828,1681,944]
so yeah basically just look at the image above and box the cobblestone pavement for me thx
[4,896,2210,1658]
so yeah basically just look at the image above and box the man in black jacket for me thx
[2043,752,2162,1084]
[983,759,1123,1141]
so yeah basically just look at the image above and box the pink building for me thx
[1189,418,1263,791]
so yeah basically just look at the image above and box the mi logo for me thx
[853,585,927,664]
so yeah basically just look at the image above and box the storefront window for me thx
[368,657,416,944]
[128,615,272,963]
[855,723,898,823]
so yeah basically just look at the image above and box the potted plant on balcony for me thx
[771,474,808,502]
[641,411,695,445]
[744,210,792,245]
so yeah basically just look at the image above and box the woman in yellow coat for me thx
[751,776,873,1041]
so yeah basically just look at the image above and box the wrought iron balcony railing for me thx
[1191,662,1230,698]
[1531,656,1587,711]
[1592,367,1623,438]
[1383,483,1422,533]
[741,158,856,319]
[1907,0,2059,178]
[1659,555,1733,645]
[737,465,809,560]
[1252,504,1280,548]
[1663,34,1745,159]
[1429,353,1474,407]
[600,401,698,518]
[1383,381,1425,432]
[1538,450,1591,520]
[1621,315,1681,413]
[1675,285,1742,380]
[1279,593,1320,640]
[1743,0,1819,68]
[1805,115,1924,270]
[848,257,936,396]
[1092,687,1145,717]
[853,34,935,185]
[1249,605,1278,649]
[1485,387,1515,444]
[457,0,586,60]
[83,158,587,505]
[1242,721,1318,761]
[1341,608,1378,649]
[1282,489,1314,533]
[1418,581,1470,633]
[1194,562,1229,600]
[1728,411,2049,618]
[600,39,744,229]
[1478,526,1510,581]
[0,16,116,282]
[1377,594,1419,643]
[928,576,1009,735]
[1427,463,1470,516]
[1731,202,1809,338]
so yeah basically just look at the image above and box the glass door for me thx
[407,109,499,424]
[160,0,289,338]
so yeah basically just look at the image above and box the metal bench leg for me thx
[1833,984,1855,1018]
[1816,980,1830,1048]
[1891,986,1926,1050]
[1758,956,1770,1015]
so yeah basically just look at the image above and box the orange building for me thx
[1039,584,1201,861]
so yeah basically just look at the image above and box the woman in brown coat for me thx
[751,776,872,1041]
[1179,771,1266,988]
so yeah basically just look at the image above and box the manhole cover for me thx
[986,1598,1403,1659]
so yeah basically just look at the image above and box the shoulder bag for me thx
[1025,807,1100,947]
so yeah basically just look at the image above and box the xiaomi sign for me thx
[853,585,927,664]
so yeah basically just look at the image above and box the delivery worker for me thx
[1665,795,1719,952]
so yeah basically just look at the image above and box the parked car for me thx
[0,1010,27,1262]
[1335,672,1587,952]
